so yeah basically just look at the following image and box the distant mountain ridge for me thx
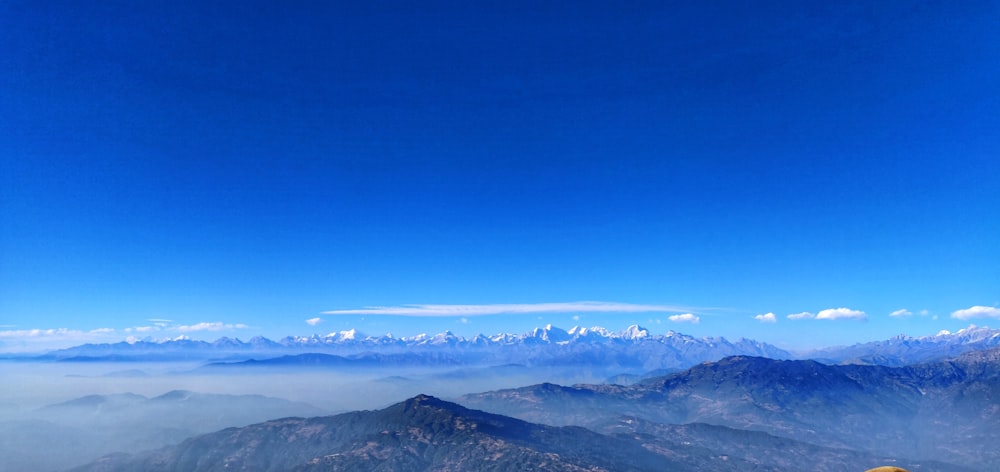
[38,324,792,371]
[32,324,1000,370]
[810,325,1000,366]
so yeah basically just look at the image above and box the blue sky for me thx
[2,1,998,352]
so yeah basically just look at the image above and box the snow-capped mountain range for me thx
[35,324,1000,370]
[808,324,1000,366]
[39,324,788,370]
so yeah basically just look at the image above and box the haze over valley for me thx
[2,324,999,470]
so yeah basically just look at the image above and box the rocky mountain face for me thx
[462,349,1000,470]
[69,394,954,472]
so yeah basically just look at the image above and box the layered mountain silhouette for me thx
[69,394,957,472]
[462,348,1000,469]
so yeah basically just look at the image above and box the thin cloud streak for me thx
[787,311,815,320]
[177,322,249,332]
[322,301,694,317]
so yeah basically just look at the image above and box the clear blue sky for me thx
[2,1,998,352]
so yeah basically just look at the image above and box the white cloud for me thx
[176,322,249,333]
[572,315,580,321]
[754,312,777,323]
[816,307,867,321]
[305,317,322,326]
[951,305,1000,320]
[787,311,815,320]
[889,309,912,318]
[0,328,84,338]
[0,327,120,352]
[126,325,159,333]
[668,313,700,324]
[459,317,469,324]
[322,301,689,317]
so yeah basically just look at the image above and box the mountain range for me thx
[461,347,1000,470]
[810,325,1000,365]
[12,341,999,471]
[30,324,1000,377]
[37,324,792,372]
[69,394,960,472]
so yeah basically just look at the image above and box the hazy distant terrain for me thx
[0,390,322,472]
[2,326,999,471]
[462,348,1000,470]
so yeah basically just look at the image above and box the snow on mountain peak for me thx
[622,325,650,339]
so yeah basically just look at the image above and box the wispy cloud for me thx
[0,327,120,352]
[0,328,109,338]
[787,311,815,320]
[889,309,912,317]
[668,313,700,324]
[816,307,867,321]
[125,325,159,333]
[176,322,249,332]
[323,301,688,317]
[754,312,777,323]
[305,317,322,326]
[951,305,1000,320]
[1,321,252,353]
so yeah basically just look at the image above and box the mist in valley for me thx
[0,360,610,472]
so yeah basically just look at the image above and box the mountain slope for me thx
[70,395,732,472]
[462,350,1000,469]
[68,394,966,472]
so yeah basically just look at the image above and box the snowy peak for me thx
[812,325,1000,366]
[527,324,571,343]
[324,328,363,342]
[621,325,650,340]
